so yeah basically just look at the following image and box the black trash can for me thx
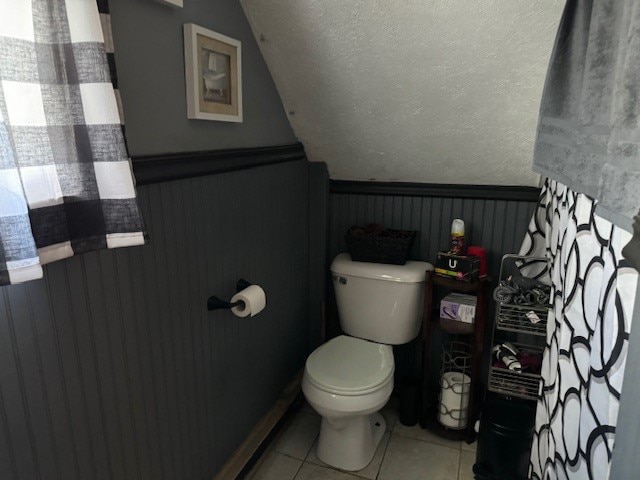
[474,395,536,480]
[398,376,420,426]
[472,462,498,480]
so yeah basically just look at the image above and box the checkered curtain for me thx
[0,0,145,286]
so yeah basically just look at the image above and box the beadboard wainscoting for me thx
[0,147,317,480]
[327,182,540,381]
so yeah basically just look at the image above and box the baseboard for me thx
[213,371,303,480]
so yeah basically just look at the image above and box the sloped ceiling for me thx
[240,0,565,186]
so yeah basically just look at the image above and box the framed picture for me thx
[184,24,242,122]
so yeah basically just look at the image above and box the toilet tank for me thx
[331,253,434,345]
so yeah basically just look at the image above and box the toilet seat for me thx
[305,335,394,396]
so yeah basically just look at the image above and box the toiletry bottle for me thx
[450,219,465,255]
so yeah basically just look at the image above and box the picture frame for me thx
[155,0,183,7]
[183,23,243,122]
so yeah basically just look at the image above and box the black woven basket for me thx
[345,224,416,265]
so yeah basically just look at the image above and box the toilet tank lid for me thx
[331,253,433,283]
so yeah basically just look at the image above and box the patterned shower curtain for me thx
[0,0,145,286]
[521,179,638,480]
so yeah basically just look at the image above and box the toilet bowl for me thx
[303,254,433,471]
[302,335,394,471]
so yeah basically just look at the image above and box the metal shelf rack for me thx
[487,341,544,400]
[487,255,549,402]
[495,303,548,336]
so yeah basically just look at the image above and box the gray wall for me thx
[327,191,538,379]
[0,2,308,479]
[0,160,310,480]
[308,163,330,352]
[109,0,296,156]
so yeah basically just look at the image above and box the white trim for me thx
[183,23,243,122]
[38,241,74,265]
[6,260,43,284]
[155,0,183,7]
[106,232,146,248]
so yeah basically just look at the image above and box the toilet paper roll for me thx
[230,285,266,318]
[437,371,471,429]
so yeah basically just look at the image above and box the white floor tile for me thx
[248,451,302,480]
[273,412,321,459]
[306,431,391,479]
[294,462,360,480]
[461,440,477,452]
[458,450,475,480]
[393,421,462,450]
[378,434,460,480]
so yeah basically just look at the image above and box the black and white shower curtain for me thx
[521,179,638,480]
[0,0,145,286]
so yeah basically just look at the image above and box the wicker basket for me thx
[345,224,416,265]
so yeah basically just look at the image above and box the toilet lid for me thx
[305,336,394,394]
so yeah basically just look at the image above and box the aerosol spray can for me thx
[450,219,465,255]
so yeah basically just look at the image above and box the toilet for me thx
[302,253,433,471]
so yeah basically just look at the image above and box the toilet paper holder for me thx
[207,279,252,311]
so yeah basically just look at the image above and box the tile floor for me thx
[247,398,476,480]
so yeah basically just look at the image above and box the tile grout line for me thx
[391,431,464,452]
[251,406,317,480]
[374,428,394,480]
[291,458,304,480]
[299,428,391,480]
[261,406,471,480]
[388,420,468,479]
[292,431,320,479]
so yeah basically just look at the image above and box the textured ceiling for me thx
[241,0,565,186]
